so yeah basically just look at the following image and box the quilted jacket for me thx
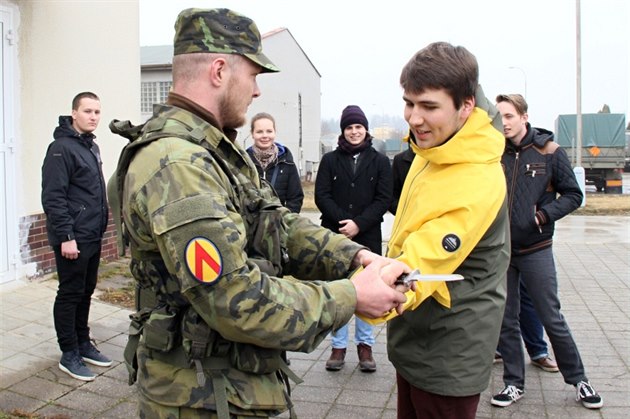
[502,123,583,255]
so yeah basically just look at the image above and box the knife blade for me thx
[395,269,464,286]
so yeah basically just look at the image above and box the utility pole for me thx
[508,66,527,99]
[575,0,586,205]
[298,93,303,176]
[576,0,583,166]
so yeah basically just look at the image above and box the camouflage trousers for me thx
[139,395,270,419]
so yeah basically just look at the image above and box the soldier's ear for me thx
[209,56,229,87]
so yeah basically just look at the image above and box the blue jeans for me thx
[519,280,548,360]
[331,316,375,348]
[498,247,588,388]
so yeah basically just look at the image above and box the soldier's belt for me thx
[148,346,231,419]
[148,346,230,371]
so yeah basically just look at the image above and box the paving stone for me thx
[11,375,72,402]
[0,389,47,412]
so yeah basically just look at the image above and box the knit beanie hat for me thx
[340,105,369,132]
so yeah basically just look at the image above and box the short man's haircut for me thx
[72,92,99,110]
[250,112,276,132]
[496,94,528,116]
[172,53,241,86]
[400,42,478,110]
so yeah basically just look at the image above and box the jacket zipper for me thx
[508,152,518,214]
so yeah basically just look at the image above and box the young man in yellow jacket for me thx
[386,42,510,419]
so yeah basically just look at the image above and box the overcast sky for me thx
[139,0,629,131]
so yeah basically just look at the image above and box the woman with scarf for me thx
[247,112,304,213]
[315,105,393,372]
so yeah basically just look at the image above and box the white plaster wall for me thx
[16,0,141,216]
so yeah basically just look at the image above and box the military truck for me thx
[555,113,626,193]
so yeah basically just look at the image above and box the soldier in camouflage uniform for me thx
[110,8,410,418]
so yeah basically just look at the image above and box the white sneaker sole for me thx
[58,362,95,381]
[82,356,113,367]
[491,393,523,407]
[491,398,517,407]
[580,398,604,409]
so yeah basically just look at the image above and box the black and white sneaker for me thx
[491,385,524,407]
[575,381,603,409]
[79,341,112,367]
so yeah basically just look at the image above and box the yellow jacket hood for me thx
[359,106,506,325]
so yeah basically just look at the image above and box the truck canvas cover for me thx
[555,113,626,148]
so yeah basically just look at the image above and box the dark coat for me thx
[502,123,583,255]
[247,144,304,213]
[315,145,392,254]
[41,116,108,246]
[389,147,414,214]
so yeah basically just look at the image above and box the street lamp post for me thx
[508,66,527,99]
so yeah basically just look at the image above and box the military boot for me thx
[357,343,376,372]
[325,348,346,371]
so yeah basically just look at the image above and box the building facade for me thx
[0,1,140,283]
[140,28,322,178]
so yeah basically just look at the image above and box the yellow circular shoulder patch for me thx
[185,237,223,284]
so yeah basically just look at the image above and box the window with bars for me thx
[141,81,172,113]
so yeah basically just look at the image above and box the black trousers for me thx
[52,241,101,352]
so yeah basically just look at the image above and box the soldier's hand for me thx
[351,258,409,318]
[351,249,392,269]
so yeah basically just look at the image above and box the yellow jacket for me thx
[360,107,506,324]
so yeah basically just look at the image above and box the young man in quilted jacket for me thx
[492,94,603,409]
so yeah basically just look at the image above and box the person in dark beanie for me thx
[315,105,393,372]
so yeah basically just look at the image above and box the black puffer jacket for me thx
[247,143,304,213]
[41,116,108,246]
[502,123,582,255]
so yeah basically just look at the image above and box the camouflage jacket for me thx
[123,103,363,415]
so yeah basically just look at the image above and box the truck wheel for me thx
[595,180,606,192]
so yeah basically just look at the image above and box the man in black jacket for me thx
[41,92,111,381]
[491,94,602,409]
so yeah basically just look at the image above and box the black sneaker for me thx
[575,381,603,409]
[59,349,96,381]
[491,385,524,407]
[79,341,112,367]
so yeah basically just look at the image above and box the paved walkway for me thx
[1,215,628,418]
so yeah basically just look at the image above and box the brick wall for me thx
[19,209,120,277]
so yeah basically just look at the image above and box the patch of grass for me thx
[98,284,136,309]
[302,181,316,211]
[98,263,132,279]
[301,181,630,216]
[574,193,630,216]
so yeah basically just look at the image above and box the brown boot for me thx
[357,343,376,372]
[325,348,346,371]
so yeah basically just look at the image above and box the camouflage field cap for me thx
[173,8,279,73]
